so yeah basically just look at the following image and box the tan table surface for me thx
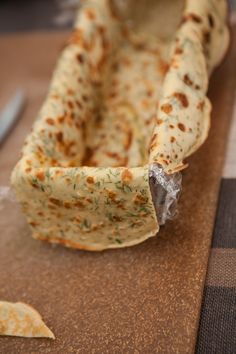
[0,32,235,354]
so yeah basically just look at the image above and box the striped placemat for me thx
[196,8,236,352]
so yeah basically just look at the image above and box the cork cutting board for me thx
[0,31,235,354]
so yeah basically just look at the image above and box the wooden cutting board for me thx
[0,31,235,354]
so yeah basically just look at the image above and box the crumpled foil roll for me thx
[149,164,182,225]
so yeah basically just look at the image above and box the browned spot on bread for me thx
[183,74,193,86]
[157,118,164,125]
[67,89,75,95]
[197,100,205,111]
[112,215,123,222]
[173,92,189,107]
[67,100,74,110]
[46,118,54,125]
[108,0,120,20]
[36,171,45,181]
[112,62,119,72]
[97,25,106,35]
[51,158,60,166]
[85,8,96,20]
[37,146,43,153]
[203,31,211,44]
[82,147,94,165]
[76,100,83,109]
[159,60,169,75]
[149,133,157,146]
[68,161,77,167]
[145,115,155,126]
[146,89,154,97]
[182,13,202,23]
[161,103,173,114]
[134,42,146,51]
[86,176,95,184]
[55,132,63,143]
[170,136,176,143]
[68,30,82,45]
[175,47,183,55]
[125,83,131,91]
[82,95,88,102]
[64,141,76,157]
[31,182,39,190]
[108,191,117,201]
[208,14,215,28]
[55,170,63,176]
[134,194,148,205]
[178,123,186,132]
[77,53,84,64]
[105,152,121,160]
[109,92,117,99]
[148,133,158,152]
[122,57,132,67]
[51,94,60,100]
[141,99,151,109]
[117,203,125,210]
[49,198,62,206]
[83,36,95,52]
[64,202,72,209]
[74,201,85,208]
[111,78,119,86]
[169,124,174,129]
[121,157,128,167]
[58,116,65,124]
[121,169,133,183]
[29,221,38,227]
[124,131,133,151]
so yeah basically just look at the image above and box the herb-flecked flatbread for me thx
[11,0,229,250]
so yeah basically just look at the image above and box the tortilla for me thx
[11,0,229,250]
[0,301,55,339]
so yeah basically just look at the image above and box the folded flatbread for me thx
[0,301,55,339]
[11,0,229,250]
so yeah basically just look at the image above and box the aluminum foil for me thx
[149,164,182,225]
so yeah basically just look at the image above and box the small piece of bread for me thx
[0,301,55,339]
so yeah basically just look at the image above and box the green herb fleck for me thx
[83,218,91,229]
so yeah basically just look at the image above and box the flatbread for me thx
[0,301,55,339]
[149,0,229,173]
[11,0,229,250]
